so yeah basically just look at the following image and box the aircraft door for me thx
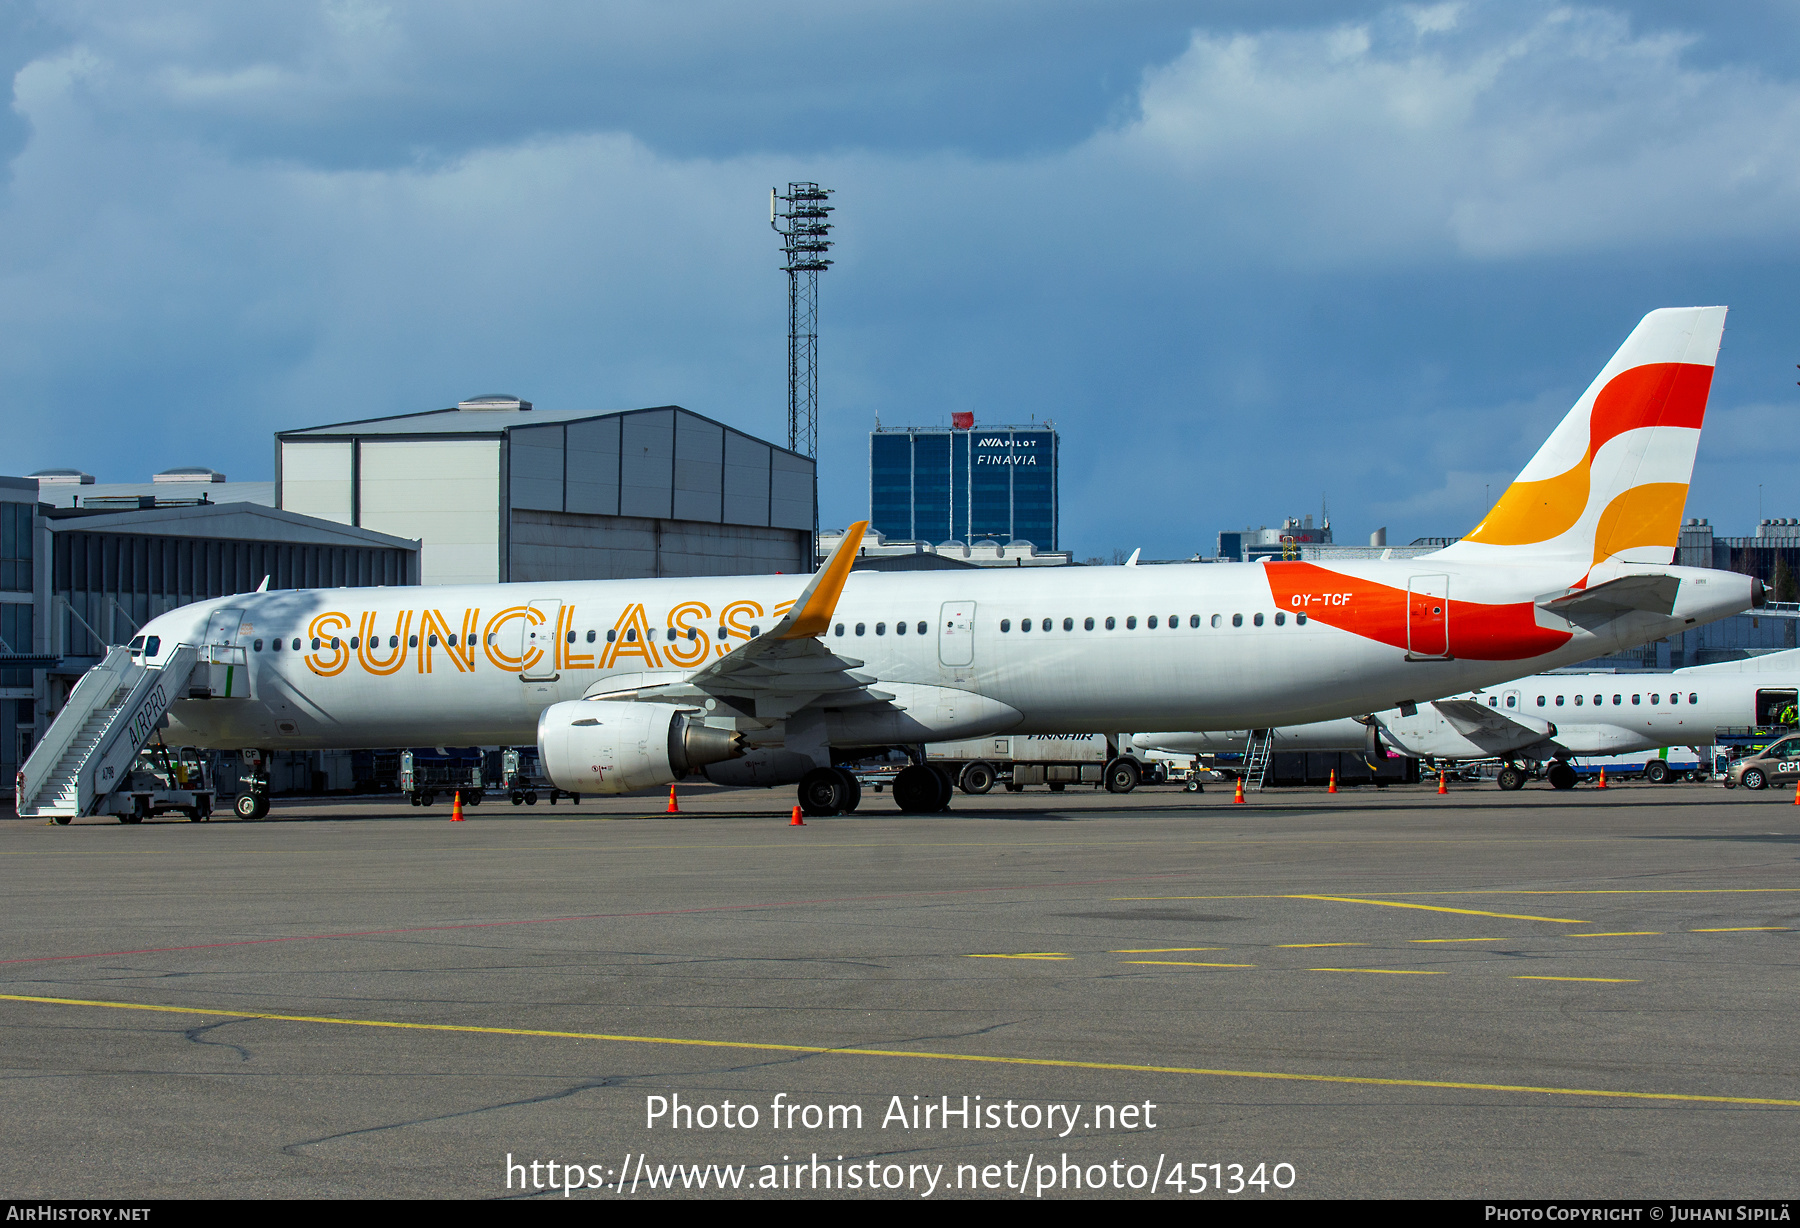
[204,608,245,646]
[519,600,563,682]
[1406,575,1450,659]
[939,601,976,667]
[1757,688,1797,728]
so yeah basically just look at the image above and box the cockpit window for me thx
[128,636,146,654]
[143,636,160,657]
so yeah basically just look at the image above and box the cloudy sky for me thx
[2,0,1797,558]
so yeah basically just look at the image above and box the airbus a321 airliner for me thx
[32,307,1760,818]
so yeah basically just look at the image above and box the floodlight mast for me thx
[771,183,833,459]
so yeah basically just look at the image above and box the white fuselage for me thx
[133,558,1756,755]
[1139,653,1798,760]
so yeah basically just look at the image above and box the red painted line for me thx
[0,872,1188,968]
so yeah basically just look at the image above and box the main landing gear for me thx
[797,767,865,817]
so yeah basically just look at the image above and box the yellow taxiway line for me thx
[6,992,1790,1108]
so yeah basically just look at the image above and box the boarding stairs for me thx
[1243,728,1275,792]
[15,643,210,820]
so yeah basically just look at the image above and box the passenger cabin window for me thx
[896,621,907,635]
[835,623,844,636]
[1651,693,1661,705]
[1592,694,1601,706]
[1000,619,1011,632]
[1190,615,1201,628]
[1296,613,1307,625]
[1536,696,1545,706]
[1211,615,1221,628]
[253,639,263,651]
[1020,618,1031,633]
[1231,614,1243,627]
[1041,619,1051,632]
[409,635,418,648]
[1126,616,1137,629]
[1084,617,1095,631]
[1063,618,1074,631]
[1574,695,1583,705]
[1689,692,1698,704]
[1505,695,1516,708]
[1274,612,1285,626]
[876,623,886,635]
[1253,613,1264,627]
[587,630,597,643]
[1104,616,1115,630]
[855,623,866,636]
[1555,695,1565,706]
[1488,696,1497,707]
[1148,616,1158,629]
[917,622,926,635]
[1632,694,1641,705]
[1613,695,1621,705]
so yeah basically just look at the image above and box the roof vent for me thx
[153,466,227,483]
[458,394,531,411]
[30,469,94,485]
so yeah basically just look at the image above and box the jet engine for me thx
[537,701,743,794]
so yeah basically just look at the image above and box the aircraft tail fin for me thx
[1437,307,1726,570]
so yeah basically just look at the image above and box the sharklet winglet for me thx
[777,520,868,640]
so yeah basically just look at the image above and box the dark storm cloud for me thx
[2,1,1798,556]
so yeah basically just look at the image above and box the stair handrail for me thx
[77,643,200,816]
[16,646,139,813]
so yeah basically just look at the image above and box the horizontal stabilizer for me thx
[1537,574,1680,620]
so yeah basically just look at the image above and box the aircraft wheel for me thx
[1547,762,1578,790]
[932,765,954,811]
[833,768,862,813]
[1742,768,1767,791]
[1496,765,1526,792]
[892,765,944,814]
[798,767,848,816]
[1644,760,1671,785]
[1104,758,1141,794]
[960,762,996,794]
[235,792,262,820]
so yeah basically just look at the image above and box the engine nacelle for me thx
[537,701,742,794]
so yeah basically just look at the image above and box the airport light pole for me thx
[771,183,834,460]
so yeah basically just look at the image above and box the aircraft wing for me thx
[587,521,896,722]
[1430,699,1554,743]
[1537,574,1681,622]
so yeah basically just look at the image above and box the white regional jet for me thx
[1138,649,1800,792]
[17,307,1761,820]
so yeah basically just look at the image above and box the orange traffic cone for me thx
[789,805,805,826]
[1327,769,1338,794]
[451,792,464,822]
[667,784,679,814]
[1598,766,1608,789]
[1233,777,1245,804]
[1792,778,1799,805]
[1437,769,1448,795]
